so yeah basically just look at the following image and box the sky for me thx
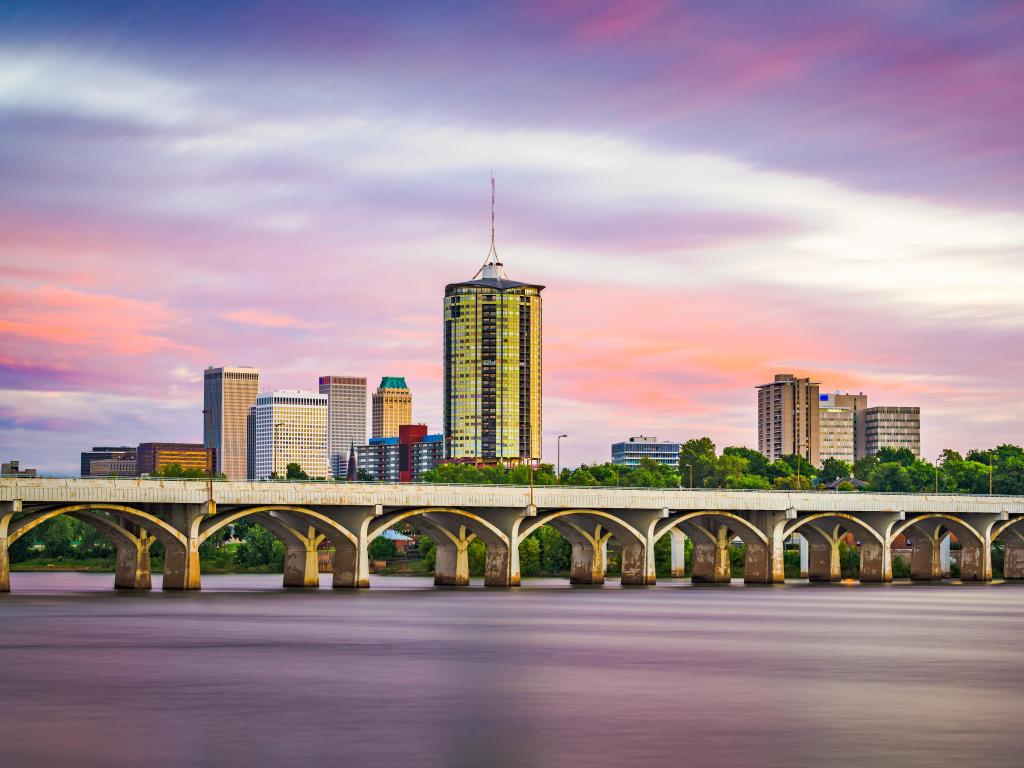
[1,1,1023,474]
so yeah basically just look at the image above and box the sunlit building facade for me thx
[204,366,259,480]
[137,443,209,476]
[248,390,329,480]
[319,375,367,478]
[443,251,543,464]
[757,373,820,466]
[865,406,921,458]
[371,376,412,439]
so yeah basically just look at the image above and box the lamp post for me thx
[273,421,284,480]
[556,434,568,479]
[935,455,942,494]
[990,452,994,496]
[685,463,693,490]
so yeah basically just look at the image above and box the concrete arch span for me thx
[0,504,181,592]
[993,517,1024,580]
[892,514,989,582]
[659,511,774,585]
[784,513,891,583]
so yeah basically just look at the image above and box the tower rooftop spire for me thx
[474,172,509,280]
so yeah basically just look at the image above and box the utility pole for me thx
[556,434,568,479]
[202,408,213,503]
[990,452,994,496]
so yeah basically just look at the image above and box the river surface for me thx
[2,573,1023,768]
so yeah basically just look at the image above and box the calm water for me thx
[2,574,1023,768]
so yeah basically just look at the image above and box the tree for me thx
[722,447,769,478]
[819,458,852,483]
[518,536,541,576]
[356,468,373,481]
[725,473,771,490]
[285,463,309,480]
[368,536,397,560]
[679,437,717,487]
[852,455,878,483]
[871,463,912,492]
[774,475,811,490]
[875,447,916,467]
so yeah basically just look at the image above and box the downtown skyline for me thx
[2,2,1024,474]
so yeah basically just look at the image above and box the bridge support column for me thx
[0,535,8,593]
[910,534,943,581]
[569,537,604,584]
[283,542,320,588]
[433,529,472,586]
[669,528,687,578]
[161,503,207,591]
[114,536,152,590]
[799,534,809,579]
[941,535,951,577]
[332,536,369,588]
[958,539,992,582]
[1003,531,1024,580]
[691,525,731,583]
[808,539,840,582]
[484,541,517,587]
[858,540,892,582]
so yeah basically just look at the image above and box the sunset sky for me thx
[2,1,1023,474]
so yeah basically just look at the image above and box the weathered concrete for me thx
[0,499,22,593]
[801,526,841,582]
[798,534,809,579]
[690,524,732,583]
[669,527,687,578]
[430,525,473,586]
[908,523,943,581]
[159,503,207,591]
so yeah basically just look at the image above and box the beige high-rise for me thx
[865,406,921,457]
[819,392,868,464]
[372,377,412,439]
[757,373,820,466]
[204,366,259,480]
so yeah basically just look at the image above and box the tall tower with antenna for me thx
[443,175,544,464]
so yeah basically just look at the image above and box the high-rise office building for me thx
[611,436,681,468]
[443,187,543,463]
[248,390,329,480]
[865,406,921,457]
[204,366,260,480]
[757,373,820,465]
[319,375,367,478]
[80,446,135,477]
[371,377,412,439]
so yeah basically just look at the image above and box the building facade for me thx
[1,460,36,477]
[865,406,921,457]
[757,373,820,466]
[88,457,138,476]
[818,393,855,465]
[80,447,135,477]
[204,366,259,480]
[356,424,444,482]
[443,250,543,464]
[611,436,681,468]
[371,376,412,439]
[248,390,329,480]
[319,375,367,478]
[136,443,209,476]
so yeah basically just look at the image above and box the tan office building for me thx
[319,375,367,478]
[204,366,259,480]
[757,373,820,465]
[818,392,869,464]
[372,377,412,439]
[865,406,921,457]
[137,443,209,476]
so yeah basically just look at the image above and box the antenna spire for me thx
[475,171,508,280]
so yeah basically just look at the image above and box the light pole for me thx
[990,452,994,496]
[273,421,284,480]
[556,434,568,479]
[685,463,693,489]
[935,454,942,494]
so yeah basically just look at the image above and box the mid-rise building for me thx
[757,373,820,465]
[248,390,329,480]
[88,457,138,476]
[611,436,681,468]
[443,228,543,463]
[204,366,259,480]
[371,377,412,439]
[1,460,36,477]
[319,375,367,478]
[137,443,209,476]
[865,406,921,458]
[818,393,855,465]
[356,424,444,482]
[80,446,135,477]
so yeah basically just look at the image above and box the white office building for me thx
[248,390,329,480]
[611,436,681,468]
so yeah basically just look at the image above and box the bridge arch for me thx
[6,503,185,548]
[197,505,357,547]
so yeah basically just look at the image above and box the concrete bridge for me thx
[2,478,1023,592]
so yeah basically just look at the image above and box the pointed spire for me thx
[475,172,509,280]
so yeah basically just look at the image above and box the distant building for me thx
[204,366,259,480]
[443,220,543,464]
[757,373,820,466]
[357,424,444,482]
[81,446,135,477]
[1,460,36,477]
[611,436,681,468]
[248,390,329,480]
[88,457,138,476]
[137,443,209,476]
[371,376,411,439]
[319,375,367,478]
[818,392,869,464]
[865,406,921,458]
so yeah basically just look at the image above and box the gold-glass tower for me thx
[443,179,543,463]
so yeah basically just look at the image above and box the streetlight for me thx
[556,434,568,479]
[934,454,942,494]
[990,452,994,496]
[685,463,693,489]
[273,421,284,480]
[202,408,214,503]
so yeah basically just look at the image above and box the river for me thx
[2,573,1023,768]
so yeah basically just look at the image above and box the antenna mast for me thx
[475,171,508,279]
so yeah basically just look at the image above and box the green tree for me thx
[235,524,282,568]
[852,455,879,483]
[773,474,812,490]
[679,437,717,487]
[722,446,769,478]
[285,463,309,480]
[468,539,486,577]
[875,447,916,467]
[536,526,571,573]
[819,457,852,483]
[518,536,541,576]
[871,463,912,492]
[725,473,772,490]
[368,536,398,560]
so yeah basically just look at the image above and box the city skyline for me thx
[3,3,1024,474]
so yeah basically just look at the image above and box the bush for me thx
[519,537,541,576]
[839,541,860,579]
[784,549,801,579]
[892,554,911,579]
[368,536,398,561]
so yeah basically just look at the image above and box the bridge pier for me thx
[910,529,943,581]
[160,503,207,591]
[958,540,991,581]
[691,524,731,583]
[484,541,516,587]
[114,535,152,590]
[1003,530,1024,580]
[0,535,8,593]
[669,527,687,578]
[432,526,472,586]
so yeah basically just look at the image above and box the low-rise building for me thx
[357,424,444,482]
[81,446,136,477]
[88,457,138,476]
[1,460,36,477]
[611,436,681,468]
[137,443,210,476]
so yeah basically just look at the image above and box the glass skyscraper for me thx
[443,251,543,463]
